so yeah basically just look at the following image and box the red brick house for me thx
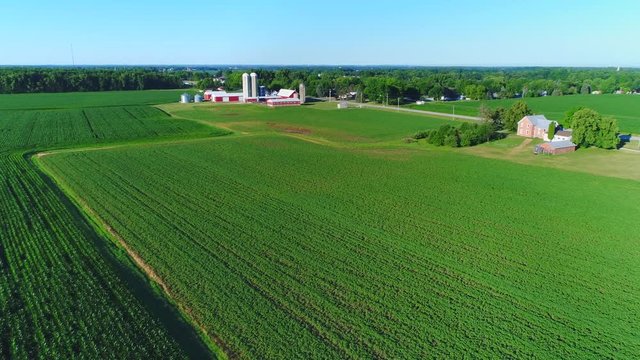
[517,115,558,139]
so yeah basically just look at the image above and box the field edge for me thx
[30,151,227,360]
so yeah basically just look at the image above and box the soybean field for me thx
[0,97,219,358]
[41,135,640,359]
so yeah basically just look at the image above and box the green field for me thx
[408,94,640,133]
[0,89,189,110]
[0,98,219,358]
[161,103,455,143]
[4,90,640,358]
[39,103,640,358]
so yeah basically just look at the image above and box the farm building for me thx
[534,141,577,155]
[267,98,301,107]
[546,129,573,142]
[203,90,214,101]
[517,115,558,139]
[277,89,298,99]
[211,91,243,103]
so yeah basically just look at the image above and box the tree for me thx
[479,105,505,131]
[504,101,533,131]
[547,122,556,141]
[570,108,620,149]
[580,84,591,94]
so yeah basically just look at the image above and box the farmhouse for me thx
[534,140,576,155]
[517,115,558,139]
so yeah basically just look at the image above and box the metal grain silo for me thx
[194,94,203,103]
[180,93,191,103]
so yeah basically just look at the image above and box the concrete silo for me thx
[250,72,258,98]
[242,73,251,102]
[299,83,306,104]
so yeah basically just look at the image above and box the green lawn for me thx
[408,94,640,133]
[41,134,640,358]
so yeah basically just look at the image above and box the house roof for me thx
[546,140,576,149]
[556,130,573,137]
[519,115,556,129]
[277,89,297,97]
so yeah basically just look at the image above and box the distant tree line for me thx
[205,67,640,103]
[5,67,640,101]
[0,68,187,93]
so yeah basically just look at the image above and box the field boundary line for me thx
[32,155,232,360]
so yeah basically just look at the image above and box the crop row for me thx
[0,105,220,152]
[0,154,191,359]
[41,135,640,359]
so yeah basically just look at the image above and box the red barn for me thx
[267,98,301,107]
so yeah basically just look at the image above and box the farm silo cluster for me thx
[181,73,305,107]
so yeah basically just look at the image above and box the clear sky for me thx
[1,0,638,66]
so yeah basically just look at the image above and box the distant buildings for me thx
[267,98,301,107]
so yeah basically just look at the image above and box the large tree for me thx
[570,108,620,149]
[504,101,533,131]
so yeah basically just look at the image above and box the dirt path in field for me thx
[509,138,532,156]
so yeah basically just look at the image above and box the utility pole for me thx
[452,105,455,120]
[397,97,400,110]
[386,93,388,107]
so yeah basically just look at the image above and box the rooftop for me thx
[520,115,556,129]
[546,140,576,149]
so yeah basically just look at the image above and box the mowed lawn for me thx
[41,135,640,359]
[408,94,640,133]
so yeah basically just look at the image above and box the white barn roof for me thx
[277,89,297,98]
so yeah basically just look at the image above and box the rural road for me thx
[309,97,482,122]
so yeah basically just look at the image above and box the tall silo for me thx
[250,72,258,98]
[242,73,250,102]
[299,83,306,104]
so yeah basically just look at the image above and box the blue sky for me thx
[1,0,638,66]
